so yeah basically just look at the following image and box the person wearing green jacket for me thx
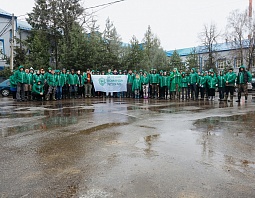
[61,68,69,99]
[199,72,207,99]
[55,70,64,100]
[149,69,159,99]
[236,65,252,102]
[67,69,79,99]
[161,71,170,100]
[170,68,181,100]
[9,73,17,100]
[14,65,28,101]
[45,70,57,100]
[217,70,225,101]
[141,72,150,99]
[26,68,34,101]
[207,69,218,101]
[189,68,199,100]
[224,67,236,102]
[32,80,44,101]
[180,72,188,100]
[132,74,142,99]
[127,70,134,98]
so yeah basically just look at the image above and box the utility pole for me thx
[249,0,252,18]
[10,13,15,72]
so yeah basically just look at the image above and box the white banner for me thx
[92,75,127,92]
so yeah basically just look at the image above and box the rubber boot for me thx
[236,93,241,102]
[229,95,233,102]
[45,94,50,101]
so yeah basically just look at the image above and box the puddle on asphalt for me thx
[135,134,160,156]
[79,123,128,135]
[194,112,255,137]
[0,107,95,138]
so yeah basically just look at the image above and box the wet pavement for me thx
[0,94,255,198]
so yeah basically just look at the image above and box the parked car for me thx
[248,82,253,91]
[0,79,11,97]
[252,77,255,90]
[235,82,253,92]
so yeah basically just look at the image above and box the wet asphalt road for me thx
[0,94,255,198]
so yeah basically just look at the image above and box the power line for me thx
[85,0,125,10]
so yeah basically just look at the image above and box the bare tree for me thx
[198,22,220,71]
[225,9,249,67]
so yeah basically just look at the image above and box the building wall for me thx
[178,48,254,74]
[0,16,12,68]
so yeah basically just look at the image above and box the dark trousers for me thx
[208,88,215,97]
[16,82,25,100]
[162,86,168,99]
[182,87,188,99]
[77,86,84,97]
[190,84,198,99]
[32,93,43,101]
[225,86,234,96]
[151,84,158,98]
[218,87,225,100]
[56,86,62,100]
[200,87,205,99]
[62,84,69,99]
[127,83,133,98]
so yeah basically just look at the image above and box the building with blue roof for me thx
[166,40,254,73]
[0,8,31,70]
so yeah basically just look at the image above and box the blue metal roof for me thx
[166,40,250,57]
[0,8,12,18]
[17,20,32,31]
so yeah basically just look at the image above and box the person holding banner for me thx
[84,69,92,98]
[127,70,134,98]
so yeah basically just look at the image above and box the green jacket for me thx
[180,75,188,88]
[217,75,225,88]
[141,75,150,85]
[170,71,181,91]
[46,73,57,86]
[225,72,236,86]
[199,75,207,88]
[161,75,170,87]
[150,73,159,84]
[9,74,17,88]
[26,73,34,85]
[207,75,218,89]
[14,70,27,84]
[32,83,44,95]
[236,66,252,84]
[189,71,199,84]
[61,73,68,84]
[56,74,65,87]
[127,73,134,84]
[67,73,79,85]
[132,78,141,91]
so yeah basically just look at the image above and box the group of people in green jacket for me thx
[128,65,252,102]
[10,66,95,101]
[9,64,252,102]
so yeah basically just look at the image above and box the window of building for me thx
[0,40,4,60]
[235,58,242,68]
[217,59,226,69]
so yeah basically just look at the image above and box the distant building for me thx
[166,41,255,74]
[0,8,31,70]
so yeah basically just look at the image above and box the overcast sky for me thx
[1,0,251,50]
